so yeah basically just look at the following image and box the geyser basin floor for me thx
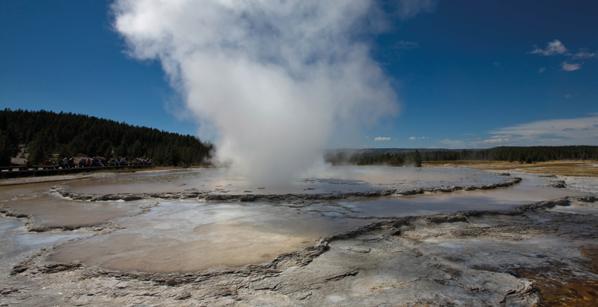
[1,166,597,306]
[46,201,371,272]
[338,172,587,218]
[4,199,597,306]
[0,182,151,232]
[44,171,589,273]
[0,217,92,277]
[59,165,513,196]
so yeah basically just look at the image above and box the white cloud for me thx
[409,136,427,141]
[538,67,546,74]
[531,39,568,56]
[562,62,581,72]
[374,136,392,142]
[486,115,598,146]
[530,41,596,73]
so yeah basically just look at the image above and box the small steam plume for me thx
[113,0,398,184]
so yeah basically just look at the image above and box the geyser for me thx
[113,0,398,184]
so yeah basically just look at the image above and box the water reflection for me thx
[1,166,595,274]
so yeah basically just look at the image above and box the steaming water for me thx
[112,0,400,184]
[1,166,596,273]
[62,165,509,195]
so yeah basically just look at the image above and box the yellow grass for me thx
[424,160,598,177]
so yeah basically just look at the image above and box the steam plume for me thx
[113,0,398,184]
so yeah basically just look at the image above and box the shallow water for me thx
[0,217,91,276]
[338,172,587,218]
[47,201,372,272]
[0,181,149,230]
[60,166,510,195]
[1,166,596,274]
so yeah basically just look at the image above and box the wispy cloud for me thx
[409,136,427,141]
[530,40,596,72]
[374,136,392,142]
[396,0,437,19]
[439,138,466,149]
[479,136,511,145]
[437,115,598,148]
[573,50,596,60]
[538,67,546,74]
[394,40,420,50]
[562,62,581,72]
[530,39,567,56]
[484,115,598,146]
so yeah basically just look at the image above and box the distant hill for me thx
[326,146,598,166]
[0,109,212,166]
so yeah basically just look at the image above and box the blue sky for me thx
[1,0,597,148]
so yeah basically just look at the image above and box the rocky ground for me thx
[0,167,597,306]
[1,197,596,306]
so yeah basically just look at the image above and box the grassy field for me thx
[424,160,598,177]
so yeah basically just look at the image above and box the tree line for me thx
[0,109,212,166]
[326,146,598,166]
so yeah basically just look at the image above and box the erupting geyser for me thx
[113,0,398,184]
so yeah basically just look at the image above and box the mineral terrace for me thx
[0,166,596,306]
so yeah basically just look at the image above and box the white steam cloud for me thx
[113,0,398,184]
